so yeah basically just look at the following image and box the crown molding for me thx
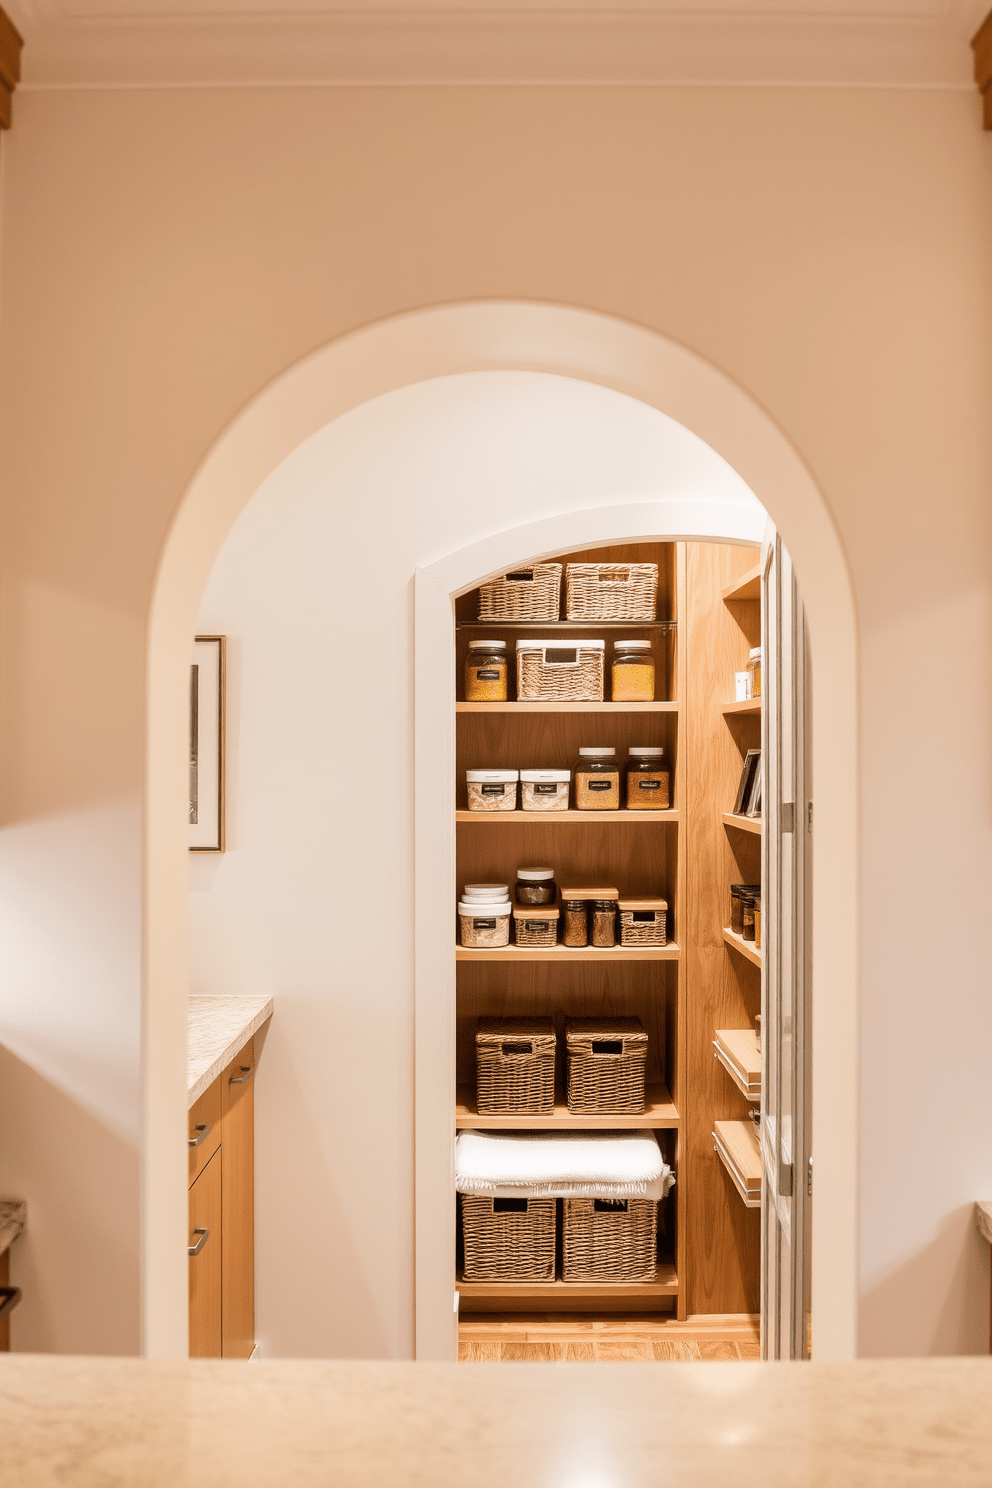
[0,4,23,124]
[11,12,981,91]
[973,7,992,123]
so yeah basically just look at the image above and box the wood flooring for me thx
[459,1312,760,1363]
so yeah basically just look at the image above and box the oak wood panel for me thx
[188,1149,223,1358]
[721,565,761,604]
[188,1077,222,1187]
[682,542,761,1316]
[723,927,762,968]
[221,1039,255,1359]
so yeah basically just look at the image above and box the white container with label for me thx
[466,769,519,813]
[458,900,512,948]
[519,768,571,813]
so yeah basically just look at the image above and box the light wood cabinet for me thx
[187,1035,256,1357]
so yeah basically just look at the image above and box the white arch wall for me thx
[148,304,858,1361]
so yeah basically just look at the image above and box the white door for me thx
[760,534,812,1360]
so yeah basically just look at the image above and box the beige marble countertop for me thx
[2,1356,992,1485]
[0,1199,26,1257]
[188,995,273,1107]
[976,1202,992,1247]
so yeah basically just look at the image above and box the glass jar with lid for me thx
[591,899,617,948]
[574,747,620,810]
[625,746,670,810]
[746,647,762,700]
[464,639,508,702]
[515,866,557,905]
[611,640,655,702]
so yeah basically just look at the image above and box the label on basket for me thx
[632,911,656,922]
[481,784,506,796]
[545,648,578,665]
[588,780,614,792]
[529,921,550,932]
[506,572,533,583]
[476,669,501,681]
[638,779,661,791]
[534,783,560,795]
[472,918,497,930]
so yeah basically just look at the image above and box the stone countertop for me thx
[977,1202,992,1247]
[188,996,273,1108]
[0,1199,26,1257]
[2,1356,992,1486]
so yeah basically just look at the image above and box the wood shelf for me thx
[456,701,679,714]
[456,943,680,963]
[713,1029,761,1102]
[721,812,761,836]
[713,1120,761,1208]
[456,1083,679,1130]
[457,809,679,825]
[457,620,677,632]
[457,1260,679,1300]
[722,698,761,716]
[723,928,761,968]
[721,564,761,603]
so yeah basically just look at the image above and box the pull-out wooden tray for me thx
[713,1029,761,1102]
[713,1120,761,1208]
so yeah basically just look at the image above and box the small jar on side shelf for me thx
[574,747,620,810]
[730,883,761,935]
[464,639,508,702]
[611,640,655,702]
[625,746,670,810]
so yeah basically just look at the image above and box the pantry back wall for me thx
[189,372,759,1358]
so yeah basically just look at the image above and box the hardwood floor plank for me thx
[593,1341,654,1362]
[501,1343,564,1362]
[651,1340,701,1361]
[736,1340,761,1360]
[697,1340,739,1361]
[458,1342,503,1362]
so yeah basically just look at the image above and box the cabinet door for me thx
[188,1148,222,1358]
[188,1077,222,1188]
[221,1038,255,1358]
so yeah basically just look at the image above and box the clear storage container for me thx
[519,768,570,812]
[466,769,518,813]
[625,747,670,809]
[515,867,556,905]
[464,640,508,702]
[574,747,620,811]
[611,640,655,702]
[458,899,512,948]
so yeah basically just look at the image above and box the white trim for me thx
[145,301,858,1366]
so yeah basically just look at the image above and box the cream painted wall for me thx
[0,83,990,1355]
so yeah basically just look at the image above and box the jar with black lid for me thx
[625,746,670,810]
[515,867,557,905]
[574,747,620,811]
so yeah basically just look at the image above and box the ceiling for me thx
[6,0,989,88]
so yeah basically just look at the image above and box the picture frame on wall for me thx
[189,635,226,852]
[732,748,761,818]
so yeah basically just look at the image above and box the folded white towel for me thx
[455,1128,675,1200]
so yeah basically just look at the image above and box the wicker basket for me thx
[461,1194,557,1282]
[562,1197,657,1282]
[476,1017,556,1115]
[478,564,562,623]
[513,904,560,949]
[565,563,658,621]
[566,1017,647,1114]
[515,639,604,702]
[618,898,668,947]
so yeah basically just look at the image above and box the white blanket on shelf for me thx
[455,1128,675,1201]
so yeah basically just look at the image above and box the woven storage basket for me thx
[461,1194,557,1282]
[516,639,605,702]
[565,562,658,621]
[476,1017,556,1115]
[562,1197,657,1283]
[478,564,562,623]
[618,899,668,947]
[513,905,560,949]
[566,1016,648,1114]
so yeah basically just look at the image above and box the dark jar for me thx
[515,867,557,905]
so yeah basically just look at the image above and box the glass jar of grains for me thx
[625,747,670,810]
[562,898,589,947]
[574,747,620,810]
[591,899,617,948]
[747,647,762,700]
[611,640,655,702]
[464,639,508,702]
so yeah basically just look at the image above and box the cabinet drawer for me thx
[188,1077,221,1187]
[188,1148,222,1358]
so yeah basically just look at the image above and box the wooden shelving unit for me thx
[456,943,679,963]
[457,701,678,714]
[721,564,761,604]
[456,1083,679,1129]
[722,699,761,717]
[713,1029,761,1102]
[456,809,680,825]
[722,812,761,836]
[457,1261,679,1306]
[723,927,762,968]
[713,1120,762,1208]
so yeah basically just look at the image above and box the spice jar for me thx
[747,647,762,700]
[753,896,762,950]
[515,867,557,905]
[466,769,519,812]
[611,640,655,702]
[591,899,617,948]
[562,899,589,947]
[465,640,508,702]
[730,883,761,935]
[574,747,620,810]
[625,747,670,810]
[742,893,757,942]
[519,769,570,813]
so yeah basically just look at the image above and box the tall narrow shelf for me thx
[723,927,762,968]
[713,1120,762,1208]
[721,564,761,603]
[722,812,761,836]
[722,699,761,717]
[456,943,680,963]
[456,1083,679,1129]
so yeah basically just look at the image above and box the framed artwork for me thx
[745,763,763,819]
[732,749,761,818]
[189,635,226,852]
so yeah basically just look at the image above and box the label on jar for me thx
[533,783,560,795]
[481,784,506,796]
[472,918,497,930]
[587,780,614,792]
[637,779,661,791]
[476,669,501,680]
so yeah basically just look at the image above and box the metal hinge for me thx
[781,802,795,833]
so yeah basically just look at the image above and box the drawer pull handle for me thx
[188,1228,210,1258]
[229,1065,253,1085]
[188,1122,212,1148]
[0,1286,22,1321]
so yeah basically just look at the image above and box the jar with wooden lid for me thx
[747,647,762,700]
[574,747,620,810]
[465,640,508,702]
[515,867,557,905]
[591,899,617,948]
[611,640,655,702]
[625,747,670,810]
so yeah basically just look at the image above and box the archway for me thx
[145,302,858,1361]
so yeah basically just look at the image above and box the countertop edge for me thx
[188,998,274,1108]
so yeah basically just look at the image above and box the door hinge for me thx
[780,802,795,833]
[778,1159,794,1197]
[807,1157,813,1197]
[807,800,813,834]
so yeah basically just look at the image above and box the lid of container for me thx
[520,769,570,783]
[468,639,506,650]
[516,866,555,881]
[515,638,605,650]
[749,647,762,659]
[628,746,665,757]
[578,747,616,757]
[458,900,512,916]
[560,886,619,900]
[466,769,519,783]
[618,897,668,912]
[513,903,561,920]
[614,639,652,651]
[463,884,510,898]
